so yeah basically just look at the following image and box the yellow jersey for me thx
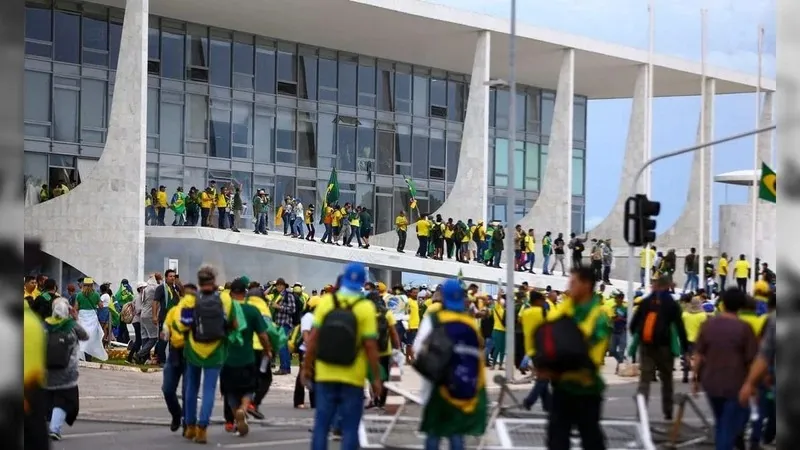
[640,248,656,269]
[492,304,506,332]
[521,306,547,356]
[717,258,728,276]
[200,192,213,209]
[216,193,228,208]
[380,310,397,357]
[416,219,431,237]
[734,260,750,279]
[332,210,343,227]
[739,312,767,338]
[407,299,420,330]
[681,311,708,343]
[156,191,168,207]
[245,295,272,351]
[395,215,408,232]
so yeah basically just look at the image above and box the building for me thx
[23,0,772,287]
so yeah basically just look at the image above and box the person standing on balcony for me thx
[395,210,409,253]
[156,185,168,226]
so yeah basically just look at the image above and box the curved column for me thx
[519,49,574,243]
[587,64,647,240]
[24,0,148,284]
[657,78,715,250]
[371,30,490,250]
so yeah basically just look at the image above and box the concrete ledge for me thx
[79,360,163,373]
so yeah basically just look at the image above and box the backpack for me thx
[574,241,584,253]
[412,313,453,384]
[288,324,303,354]
[640,297,667,345]
[532,308,600,373]
[120,301,135,324]
[292,294,304,326]
[316,294,363,366]
[431,223,443,241]
[46,329,72,370]
[376,306,390,352]
[192,292,227,343]
[472,226,481,242]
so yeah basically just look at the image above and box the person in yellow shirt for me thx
[738,297,768,339]
[331,204,343,244]
[304,205,315,241]
[371,301,401,409]
[154,185,168,226]
[733,254,750,291]
[24,275,40,303]
[215,186,230,230]
[753,276,771,316]
[162,283,193,433]
[395,211,409,253]
[199,187,214,226]
[639,246,656,286]
[717,252,729,291]
[681,297,708,383]
[24,300,48,448]
[144,190,153,225]
[520,291,551,411]
[301,263,381,448]
[405,287,421,360]
[243,285,273,417]
[415,214,432,258]
[489,294,507,369]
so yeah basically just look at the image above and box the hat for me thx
[83,277,94,285]
[440,279,465,312]
[687,297,704,313]
[376,282,387,293]
[137,281,148,290]
[340,262,367,291]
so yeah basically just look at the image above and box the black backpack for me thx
[376,307,390,352]
[192,292,227,343]
[412,313,453,385]
[472,226,481,242]
[532,315,594,373]
[574,242,584,253]
[46,329,72,370]
[431,223,443,241]
[292,293,304,326]
[316,294,363,366]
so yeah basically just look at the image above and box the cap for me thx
[340,262,367,291]
[376,282,387,293]
[440,279,465,311]
[83,277,94,285]
[137,281,148,289]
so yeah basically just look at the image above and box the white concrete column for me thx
[522,48,574,240]
[587,64,647,240]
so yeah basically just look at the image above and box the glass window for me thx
[148,26,160,60]
[377,69,393,112]
[160,95,183,154]
[526,91,540,133]
[524,142,539,190]
[147,88,159,146]
[539,145,548,188]
[574,98,587,142]
[210,101,231,158]
[357,125,374,160]
[572,155,585,196]
[541,93,555,137]
[186,94,208,141]
[412,75,428,117]
[25,6,52,58]
[297,114,316,168]
[53,12,80,64]
[277,46,297,95]
[571,204,585,234]
[375,194,392,233]
[446,138,459,182]
[375,129,394,177]
[276,175,295,200]
[232,102,253,158]
[514,141,524,189]
[183,167,206,191]
[358,65,375,107]
[430,190,445,212]
[430,78,446,107]
[338,59,357,106]
[356,184,374,211]
[393,188,411,216]
[494,138,509,187]
[318,57,337,103]
[515,92,526,132]
[209,38,231,87]
[429,130,445,167]
[395,125,411,164]
[447,81,465,122]
[82,16,108,66]
[109,21,122,70]
[489,89,496,128]
[255,46,275,94]
[298,55,317,100]
[24,71,51,123]
[53,88,79,142]
[80,79,106,129]
[233,40,254,74]
[395,72,411,113]
[495,90,510,130]
[275,108,295,150]
[337,124,356,171]
[161,30,184,80]
[318,113,336,156]
[187,26,209,67]
[24,152,48,190]
[232,171,253,210]
[412,130,428,179]
[254,107,274,163]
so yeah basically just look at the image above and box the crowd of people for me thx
[22,252,777,449]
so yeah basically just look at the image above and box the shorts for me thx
[221,364,257,397]
[404,329,418,346]
[360,227,371,239]
[97,307,110,323]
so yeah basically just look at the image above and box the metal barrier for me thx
[644,393,714,448]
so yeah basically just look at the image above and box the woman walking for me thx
[75,278,108,362]
[126,282,146,364]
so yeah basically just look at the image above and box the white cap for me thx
[137,281,148,289]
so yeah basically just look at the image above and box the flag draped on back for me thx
[404,176,418,211]
[326,168,340,206]
[759,162,776,203]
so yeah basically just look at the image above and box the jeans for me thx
[424,435,465,450]
[492,250,502,267]
[294,352,316,407]
[609,333,627,364]
[525,253,535,271]
[417,236,429,257]
[484,336,494,362]
[157,207,166,226]
[293,218,304,236]
[279,324,293,372]
[347,227,362,246]
[255,212,267,233]
[311,382,364,450]
[162,348,186,421]
[136,337,158,363]
[145,206,156,225]
[201,208,210,227]
[707,396,749,450]
[306,223,316,240]
[718,275,727,291]
[282,213,291,234]
[183,364,222,428]
[523,379,552,412]
[322,223,332,243]
[640,267,647,286]
[49,406,67,435]
[547,388,605,450]
[551,254,566,274]
[602,265,611,282]
[218,207,228,229]
[542,254,551,273]
[750,386,776,445]
[681,343,695,380]
[736,277,748,291]
[187,208,200,226]
[253,350,273,407]
[683,271,699,292]
[638,345,675,418]
[397,229,407,251]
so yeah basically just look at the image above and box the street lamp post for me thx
[504,0,518,383]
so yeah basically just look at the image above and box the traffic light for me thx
[624,194,661,246]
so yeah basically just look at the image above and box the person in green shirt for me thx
[359,206,373,249]
[74,278,108,362]
[541,231,553,275]
[221,279,271,437]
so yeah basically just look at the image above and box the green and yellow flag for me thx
[404,176,418,211]
[326,168,340,206]
[759,162,776,203]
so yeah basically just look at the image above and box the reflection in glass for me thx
[297,117,317,167]
[375,194,392,233]
[395,72,411,113]
[160,100,183,154]
[412,75,428,117]
[429,131,445,167]
[356,184,374,210]
[447,81,465,122]
[161,31,185,80]
[233,41,254,74]
[495,90,510,130]
[430,78,446,107]
[541,94,555,137]
[376,130,393,175]
[276,108,295,150]
[210,39,232,87]
[489,89,496,128]
[358,65,375,107]
[526,92,539,133]
[232,171,253,209]
[572,156,585,196]
[338,60,357,106]
[26,6,52,42]
[429,190,445,213]
[395,127,411,164]
[516,92,526,131]
[109,21,122,69]
[318,57,337,103]
[276,175,295,200]
[412,133,428,179]
[337,124,356,171]
[514,142,524,189]
[186,94,209,140]
[317,113,336,156]
[53,12,80,63]
[254,110,274,163]
[53,88,79,142]
[147,88,159,138]
[446,139,459,182]
[298,55,317,100]
[148,27,160,60]
[357,126,374,159]
[377,69,393,112]
[524,142,539,190]
[574,99,587,142]
[210,104,231,158]
[539,148,548,189]
[187,27,209,67]
[255,46,275,94]
[25,71,51,123]
[277,49,297,82]
[494,138,509,187]
[80,79,106,129]
[232,102,253,156]
[82,17,108,65]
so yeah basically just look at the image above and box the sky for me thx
[436,0,776,240]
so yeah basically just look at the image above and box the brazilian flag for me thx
[759,162,776,203]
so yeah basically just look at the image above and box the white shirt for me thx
[100,293,112,308]
[299,312,314,352]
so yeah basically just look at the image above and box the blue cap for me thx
[340,262,367,291]
[441,279,465,312]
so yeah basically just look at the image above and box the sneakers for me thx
[234,408,249,437]
[246,403,265,420]
[170,415,181,432]
[183,425,197,440]
[49,432,62,441]
[194,426,208,444]
[224,422,236,433]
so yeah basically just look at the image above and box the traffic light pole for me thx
[624,124,776,341]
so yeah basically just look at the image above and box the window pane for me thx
[26,6,52,42]
[395,72,411,113]
[412,75,427,116]
[210,104,231,158]
[375,195,392,233]
[371,130,393,178]
[147,88,159,136]
[209,38,231,86]
[430,78,446,107]
[356,184,374,210]
[53,88,79,142]
[494,138,509,186]
[430,132,445,167]
[80,79,106,129]
[276,108,295,150]
[232,101,252,146]
[318,113,336,156]
[571,204,585,234]
[526,92,540,133]
[187,26,208,67]
[514,144,524,189]
[524,142,539,190]
[148,26,159,60]
[255,46,275,94]
[298,117,317,168]
[24,152,48,190]
[430,190,445,212]
[357,125,374,159]
[276,175,295,200]
[358,65,375,107]
[377,69,393,112]
[338,60,357,106]
[515,92,526,131]
[53,12,79,63]
[447,81,465,122]
[396,127,411,164]
[495,90,509,130]
[162,31,184,80]
[572,156,585,196]
[232,171,253,209]
[186,94,208,140]
[542,93,555,136]
[337,125,356,171]
[574,98,587,142]
[489,89,496,128]
[298,55,317,100]
[318,57,337,103]
[25,71,51,123]
[254,111,273,163]
[160,101,183,154]
[277,48,296,82]
[412,133,428,179]
[233,40,253,74]
[539,148,548,189]
[82,16,107,52]
[446,138,459,182]
[109,21,121,69]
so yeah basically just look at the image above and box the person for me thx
[271,278,297,375]
[154,269,180,365]
[550,232,566,276]
[75,278,108,362]
[302,262,382,450]
[44,298,89,440]
[161,283,195,433]
[694,288,759,450]
[24,300,48,449]
[680,297,708,383]
[97,283,113,346]
[243,285,274,419]
[739,295,777,449]
[413,279,488,450]
[294,296,318,409]
[489,291,507,370]
[521,291,551,411]
[395,211,408,253]
[31,278,58,321]
[607,290,628,374]
[682,248,699,292]
[416,214,431,258]
[541,231,553,274]
[369,291,401,409]
[135,275,160,364]
[126,282,147,363]
[717,253,729,291]
[734,254,750,291]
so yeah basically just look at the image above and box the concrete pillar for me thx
[587,64,647,241]
[521,49,574,243]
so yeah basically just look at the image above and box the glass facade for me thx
[23,0,588,234]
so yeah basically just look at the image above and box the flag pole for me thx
[504,0,518,383]
[698,8,707,290]
[750,25,764,282]
[643,0,655,289]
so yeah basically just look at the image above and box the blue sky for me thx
[438,0,776,240]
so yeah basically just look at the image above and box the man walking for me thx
[271,278,297,375]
